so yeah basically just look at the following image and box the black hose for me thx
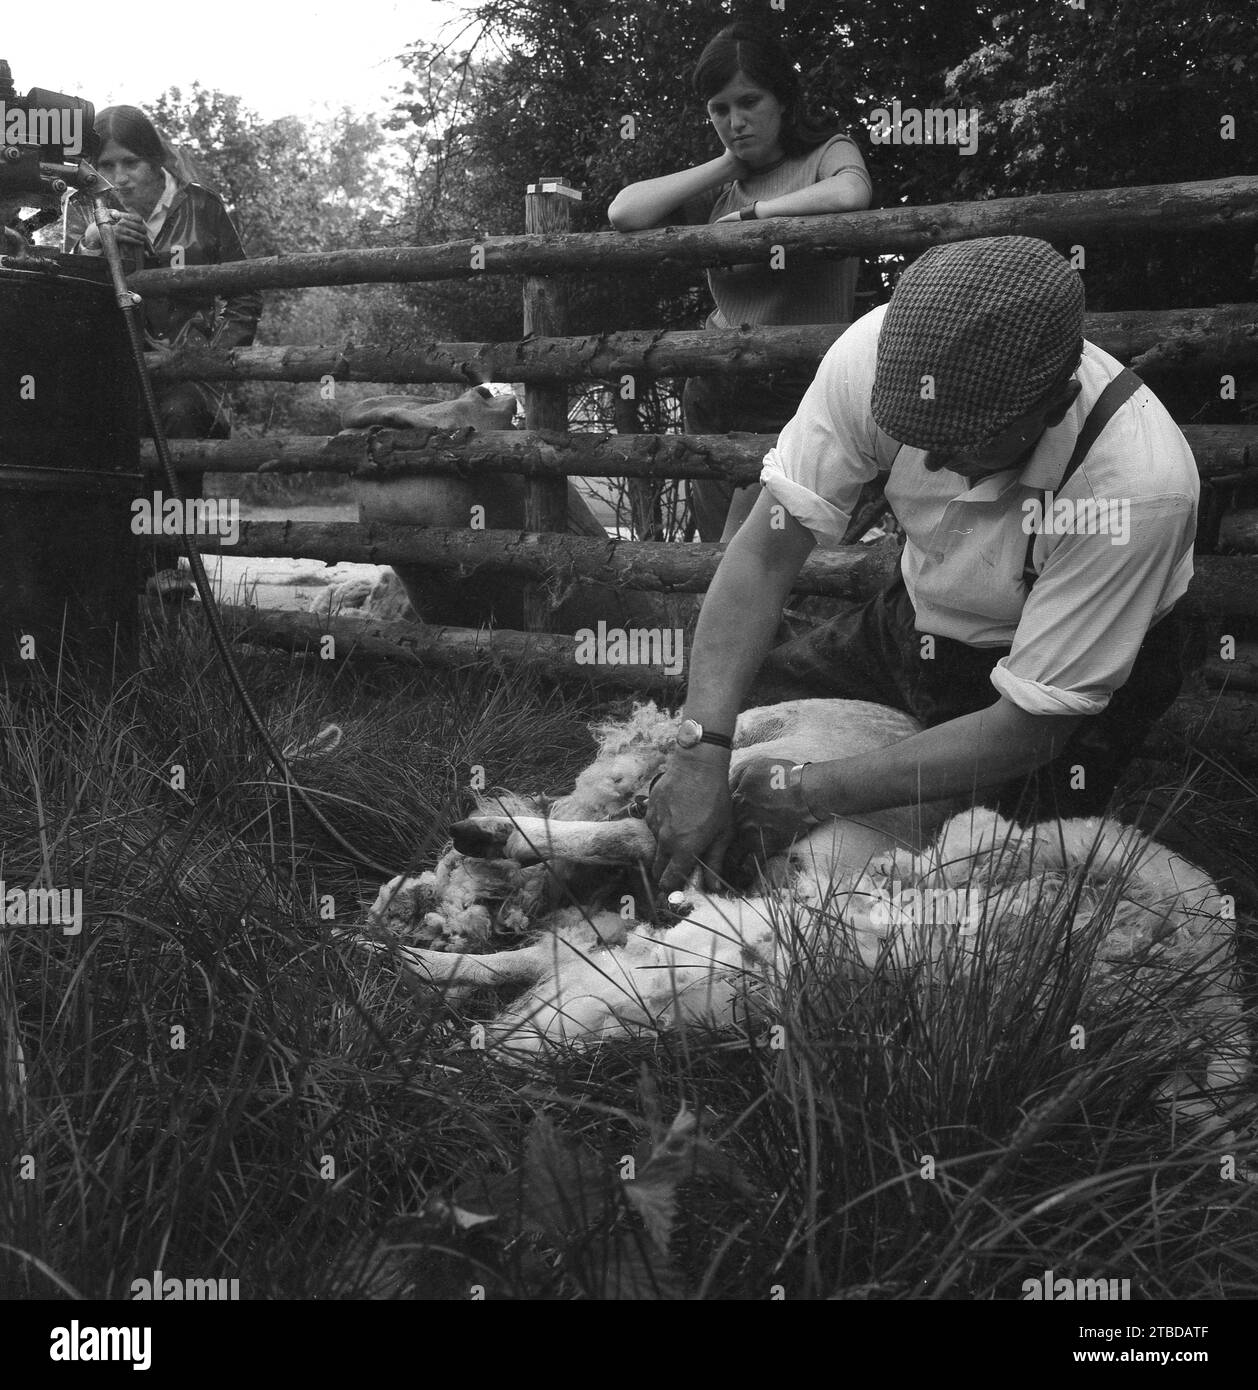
[92,203,398,879]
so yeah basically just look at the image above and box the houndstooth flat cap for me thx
[870,236,1085,451]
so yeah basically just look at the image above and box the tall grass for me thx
[0,608,1254,1299]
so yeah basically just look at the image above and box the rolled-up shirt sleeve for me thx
[991,494,1196,716]
[759,309,882,547]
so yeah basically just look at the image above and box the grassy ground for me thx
[0,606,1255,1301]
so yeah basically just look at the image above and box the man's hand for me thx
[647,753,735,892]
[643,490,817,889]
[727,757,814,864]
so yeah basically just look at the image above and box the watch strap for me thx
[787,762,819,821]
[699,729,733,749]
[677,717,734,751]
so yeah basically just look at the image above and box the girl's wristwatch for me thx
[739,202,759,221]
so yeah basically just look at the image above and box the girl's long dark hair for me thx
[95,105,203,187]
[692,22,840,156]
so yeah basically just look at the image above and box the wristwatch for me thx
[676,717,733,751]
[787,762,820,822]
[739,202,759,221]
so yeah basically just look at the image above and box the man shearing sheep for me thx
[648,236,1199,891]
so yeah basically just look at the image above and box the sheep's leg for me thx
[451,815,655,865]
[350,935,547,990]
[455,811,894,872]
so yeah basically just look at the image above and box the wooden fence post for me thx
[523,175,581,629]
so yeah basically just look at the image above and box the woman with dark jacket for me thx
[66,105,260,596]
[65,105,261,443]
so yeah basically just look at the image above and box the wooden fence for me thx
[140,174,1258,700]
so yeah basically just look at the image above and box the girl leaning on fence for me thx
[609,21,872,541]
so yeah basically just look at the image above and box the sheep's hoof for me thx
[450,818,512,858]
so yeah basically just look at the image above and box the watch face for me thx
[676,718,702,749]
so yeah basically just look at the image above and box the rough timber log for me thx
[224,607,684,693]
[147,424,1257,484]
[1219,509,1258,553]
[160,524,899,600]
[1203,644,1258,693]
[222,611,1258,722]
[148,429,776,479]
[1131,315,1258,374]
[160,525,1254,615]
[144,305,1258,386]
[1145,692,1258,767]
[129,177,1258,298]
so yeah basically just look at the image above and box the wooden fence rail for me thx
[144,425,1258,483]
[219,608,1258,703]
[155,527,1258,619]
[223,606,684,693]
[143,305,1258,387]
[128,177,1258,299]
[121,169,1258,708]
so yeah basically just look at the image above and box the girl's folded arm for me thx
[608,153,739,230]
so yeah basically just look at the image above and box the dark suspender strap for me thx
[1021,366,1144,591]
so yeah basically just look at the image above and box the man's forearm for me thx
[801,699,1083,816]
[683,513,812,734]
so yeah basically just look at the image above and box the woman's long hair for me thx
[94,105,204,188]
[692,22,840,157]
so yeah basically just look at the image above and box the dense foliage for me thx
[396,0,1258,337]
[117,1,1258,441]
[143,0,1258,352]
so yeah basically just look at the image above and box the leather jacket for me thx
[65,182,262,351]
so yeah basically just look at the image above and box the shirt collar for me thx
[955,421,1073,501]
[909,386,1086,503]
[145,168,179,233]
[1016,403,1082,489]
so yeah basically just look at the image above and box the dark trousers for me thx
[683,365,814,541]
[749,571,1191,823]
[138,381,229,579]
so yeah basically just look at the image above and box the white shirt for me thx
[142,167,180,241]
[760,303,1198,717]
